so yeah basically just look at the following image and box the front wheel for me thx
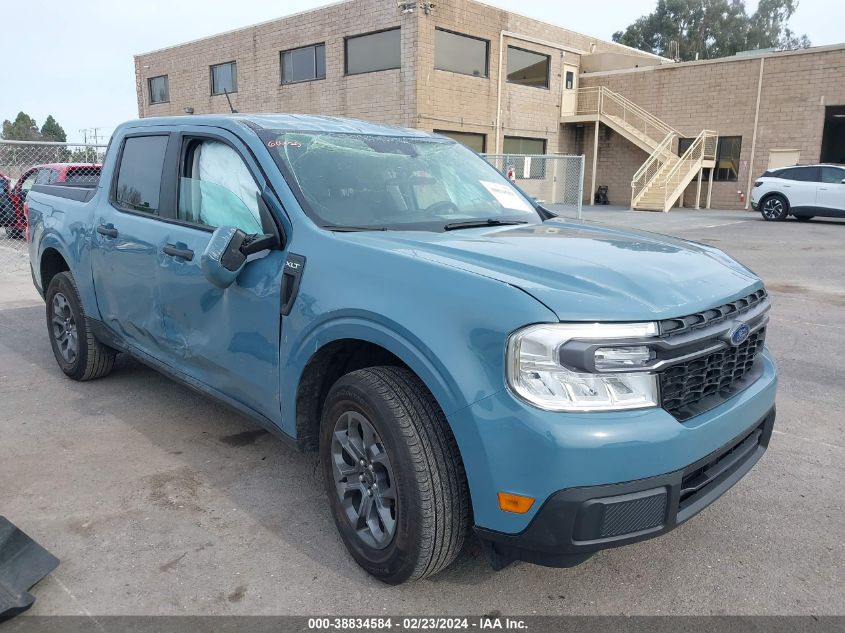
[320,366,469,584]
[45,272,116,381]
[760,195,789,221]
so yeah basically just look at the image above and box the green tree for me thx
[40,115,67,142]
[1,111,42,141]
[612,0,810,61]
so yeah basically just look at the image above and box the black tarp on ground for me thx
[0,516,59,621]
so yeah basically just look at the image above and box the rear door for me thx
[149,128,288,423]
[818,166,845,214]
[90,133,173,354]
[780,166,819,210]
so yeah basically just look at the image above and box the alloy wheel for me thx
[331,410,397,549]
[51,292,78,364]
[762,197,784,219]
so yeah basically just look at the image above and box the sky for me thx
[1,0,842,144]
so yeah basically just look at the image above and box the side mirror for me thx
[200,226,276,288]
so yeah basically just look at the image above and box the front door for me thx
[818,166,845,215]
[561,64,579,117]
[152,130,288,423]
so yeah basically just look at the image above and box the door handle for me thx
[162,244,194,261]
[96,224,118,238]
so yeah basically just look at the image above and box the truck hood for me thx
[343,221,762,321]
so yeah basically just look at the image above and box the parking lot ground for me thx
[1,209,843,617]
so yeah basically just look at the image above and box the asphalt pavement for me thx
[1,208,842,617]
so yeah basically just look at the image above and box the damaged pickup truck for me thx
[26,115,777,584]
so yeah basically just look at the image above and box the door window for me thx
[113,135,169,214]
[820,166,845,183]
[19,170,39,195]
[178,139,262,234]
[784,166,820,182]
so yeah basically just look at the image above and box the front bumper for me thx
[476,406,775,568]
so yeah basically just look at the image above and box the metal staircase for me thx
[563,86,718,212]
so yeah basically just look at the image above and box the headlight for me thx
[506,323,659,412]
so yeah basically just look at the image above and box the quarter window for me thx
[113,135,169,214]
[178,139,263,234]
[211,62,237,95]
[507,46,550,88]
[435,29,489,78]
[148,75,169,104]
[345,29,401,75]
[434,130,486,153]
[282,43,326,84]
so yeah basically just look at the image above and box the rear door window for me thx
[113,135,169,214]
[783,166,820,182]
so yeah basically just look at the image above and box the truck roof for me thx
[121,114,433,138]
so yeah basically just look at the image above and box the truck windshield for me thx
[259,130,541,231]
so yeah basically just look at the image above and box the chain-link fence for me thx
[1,140,107,274]
[482,154,584,219]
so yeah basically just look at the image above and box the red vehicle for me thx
[3,163,101,238]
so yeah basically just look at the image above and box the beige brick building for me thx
[135,0,845,210]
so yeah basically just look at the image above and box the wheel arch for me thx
[759,191,790,212]
[40,246,70,291]
[286,319,466,452]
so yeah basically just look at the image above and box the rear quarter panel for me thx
[27,189,100,313]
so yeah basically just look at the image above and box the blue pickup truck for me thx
[26,115,777,584]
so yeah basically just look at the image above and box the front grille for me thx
[658,289,768,336]
[660,327,766,421]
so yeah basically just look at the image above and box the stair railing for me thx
[631,132,677,208]
[657,129,718,211]
[574,87,679,148]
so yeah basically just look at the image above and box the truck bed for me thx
[31,183,97,204]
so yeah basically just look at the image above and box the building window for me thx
[282,43,326,84]
[434,29,489,78]
[148,75,169,104]
[434,130,486,153]
[507,46,550,89]
[503,136,547,178]
[211,61,237,95]
[345,28,401,75]
[565,70,574,90]
[679,136,742,182]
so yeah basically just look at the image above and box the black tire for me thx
[795,215,814,222]
[760,194,789,221]
[45,272,116,381]
[320,366,469,584]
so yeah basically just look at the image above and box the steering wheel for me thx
[422,200,460,217]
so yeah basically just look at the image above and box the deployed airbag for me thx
[0,517,59,621]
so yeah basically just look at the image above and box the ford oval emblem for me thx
[729,322,750,346]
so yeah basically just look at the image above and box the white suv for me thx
[751,164,845,221]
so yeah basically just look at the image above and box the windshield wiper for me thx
[443,219,528,231]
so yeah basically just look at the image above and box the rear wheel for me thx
[760,194,789,221]
[45,272,116,381]
[320,366,469,584]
